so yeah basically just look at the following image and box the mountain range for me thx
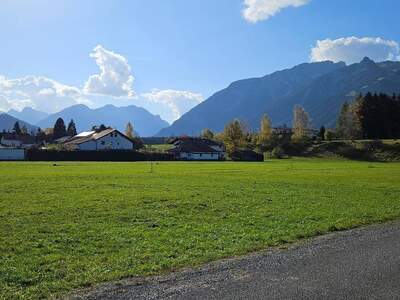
[0,113,38,133]
[3,58,400,138]
[36,104,169,137]
[2,104,168,137]
[8,107,49,125]
[157,57,400,136]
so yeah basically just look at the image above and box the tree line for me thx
[200,105,312,157]
[200,93,400,158]
[335,92,400,140]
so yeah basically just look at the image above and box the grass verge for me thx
[1,159,400,299]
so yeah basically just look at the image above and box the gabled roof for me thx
[168,137,225,154]
[64,128,134,145]
[0,133,36,144]
[170,137,224,147]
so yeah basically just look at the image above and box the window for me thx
[101,141,105,145]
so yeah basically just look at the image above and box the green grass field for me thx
[1,159,400,299]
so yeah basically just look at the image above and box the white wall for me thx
[78,140,97,151]
[0,148,25,160]
[77,131,133,151]
[96,132,133,150]
[180,152,221,160]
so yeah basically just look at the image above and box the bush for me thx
[231,150,264,161]
[271,146,285,159]
[361,140,384,152]
[324,130,336,141]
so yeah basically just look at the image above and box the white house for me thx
[64,128,134,151]
[168,137,225,161]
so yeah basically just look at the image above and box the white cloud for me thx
[0,75,90,113]
[310,37,400,64]
[84,45,135,98]
[243,0,310,23]
[141,89,203,123]
[0,46,201,124]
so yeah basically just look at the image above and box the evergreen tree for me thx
[200,128,214,140]
[258,114,273,151]
[354,92,400,139]
[67,119,77,136]
[125,122,135,139]
[292,105,311,141]
[318,126,326,140]
[53,118,67,140]
[99,124,107,131]
[13,121,22,135]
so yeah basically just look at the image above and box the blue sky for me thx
[0,0,399,123]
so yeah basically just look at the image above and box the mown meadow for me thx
[1,159,400,299]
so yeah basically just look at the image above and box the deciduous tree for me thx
[200,128,214,140]
[337,101,361,140]
[125,122,135,139]
[21,125,28,135]
[292,105,311,141]
[258,114,273,150]
[222,119,246,155]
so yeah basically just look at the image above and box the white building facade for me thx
[65,129,134,151]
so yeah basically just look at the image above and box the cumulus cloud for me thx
[0,46,202,124]
[310,37,400,64]
[141,89,203,123]
[84,45,135,98]
[0,75,90,113]
[243,0,310,23]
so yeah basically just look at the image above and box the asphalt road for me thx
[71,222,400,300]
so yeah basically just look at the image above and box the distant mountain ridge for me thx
[157,58,400,136]
[8,107,49,124]
[37,104,169,137]
[0,113,38,133]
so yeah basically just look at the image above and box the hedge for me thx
[26,149,175,162]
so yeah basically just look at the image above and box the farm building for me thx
[64,128,135,151]
[168,137,225,160]
[0,145,25,160]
